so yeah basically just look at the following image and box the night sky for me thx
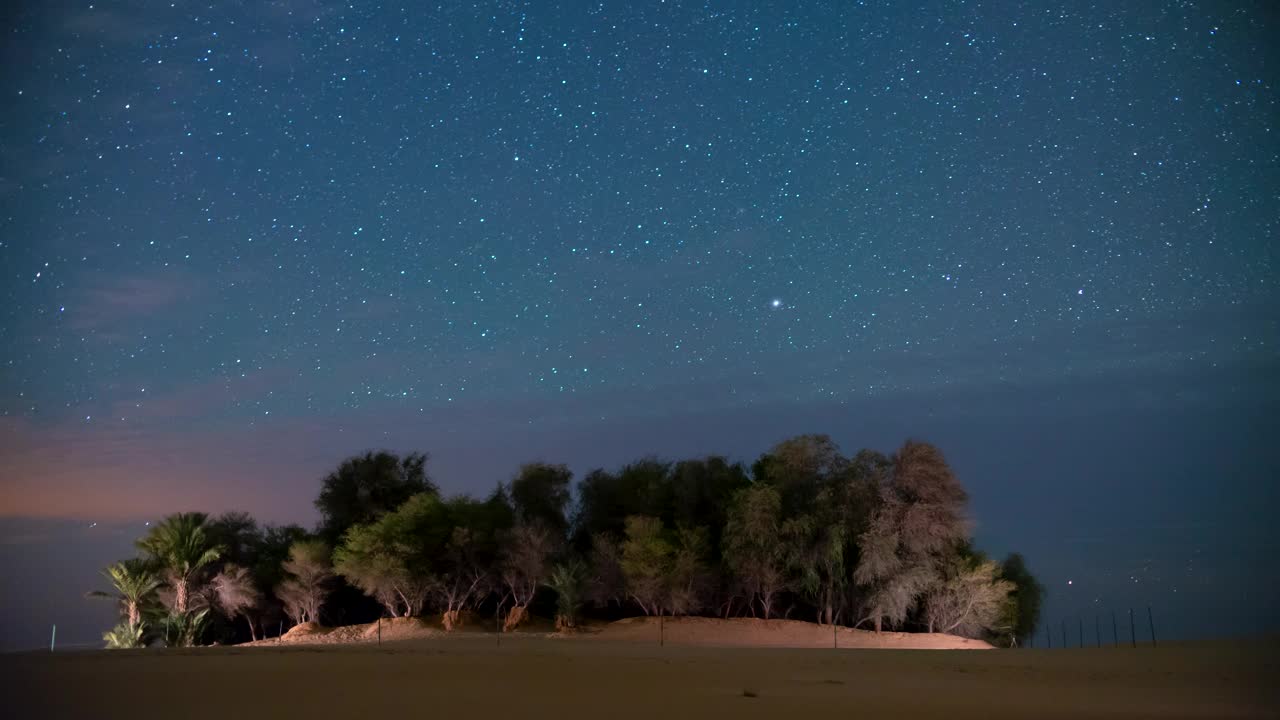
[2,1,1277,650]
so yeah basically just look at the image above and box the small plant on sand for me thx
[160,607,211,648]
[102,621,148,649]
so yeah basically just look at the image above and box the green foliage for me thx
[620,516,673,615]
[586,532,625,608]
[753,434,845,514]
[854,440,970,632]
[923,550,1015,638]
[160,607,210,648]
[333,493,446,617]
[137,514,224,582]
[88,558,162,628]
[546,558,588,628]
[669,457,750,562]
[102,621,148,649]
[95,435,1034,645]
[205,512,260,567]
[1000,553,1044,646]
[574,459,674,547]
[277,539,333,624]
[254,526,312,596]
[316,451,437,541]
[781,512,846,624]
[723,485,786,618]
[667,525,710,615]
[510,463,573,536]
[137,512,223,615]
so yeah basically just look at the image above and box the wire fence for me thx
[1026,606,1158,649]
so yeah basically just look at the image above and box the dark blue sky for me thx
[1,1,1277,650]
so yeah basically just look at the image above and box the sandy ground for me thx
[6,625,1276,719]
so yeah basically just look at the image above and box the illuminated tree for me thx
[137,512,223,616]
[87,558,161,648]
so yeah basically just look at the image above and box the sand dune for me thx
[591,616,993,649]
[240,616,992,650]
[7,625,1276,719]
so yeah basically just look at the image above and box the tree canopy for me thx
[316,451,438,541]
[94,440,1041,648]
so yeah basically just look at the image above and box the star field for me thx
[1,2,1277,645]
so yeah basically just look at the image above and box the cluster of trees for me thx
[91,437,1044,648]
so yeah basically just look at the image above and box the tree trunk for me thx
[874,616,882,634]
[174,580,189,614]
[503,604,529,632]
[442,610,461,632]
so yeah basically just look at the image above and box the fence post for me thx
[278,620,282,643]
[660,614,664,647]
[378,616,382,646]
[1078,617,1083,648]
[1095,615,1100,648]
[1129,609,1136,648]
[1147,606,1157,648]
[1046,623,1051,649]
[1111,611,1118,646]
[833,621,837,649]
[1061,619,1067,649]
[50,624,56,652]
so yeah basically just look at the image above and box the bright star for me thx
[770,299,782,309]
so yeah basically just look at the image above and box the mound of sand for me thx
[281,621,325,639]
[248,615,988,650]
[591,616,993,650]
[246,617,442,646]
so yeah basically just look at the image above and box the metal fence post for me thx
[1147,606,1157,648]
[1129,608,1136,648]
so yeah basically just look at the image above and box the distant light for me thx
[770,299,782,308]
[1067,580,1073,585]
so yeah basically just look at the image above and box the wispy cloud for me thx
[68,271,207,334]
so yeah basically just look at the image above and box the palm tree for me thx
[137,513,223,614]
[545,558,587,630]
[88,558,162,631]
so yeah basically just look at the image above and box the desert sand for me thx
[243,615,995,650]
[7,618,1276,719]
